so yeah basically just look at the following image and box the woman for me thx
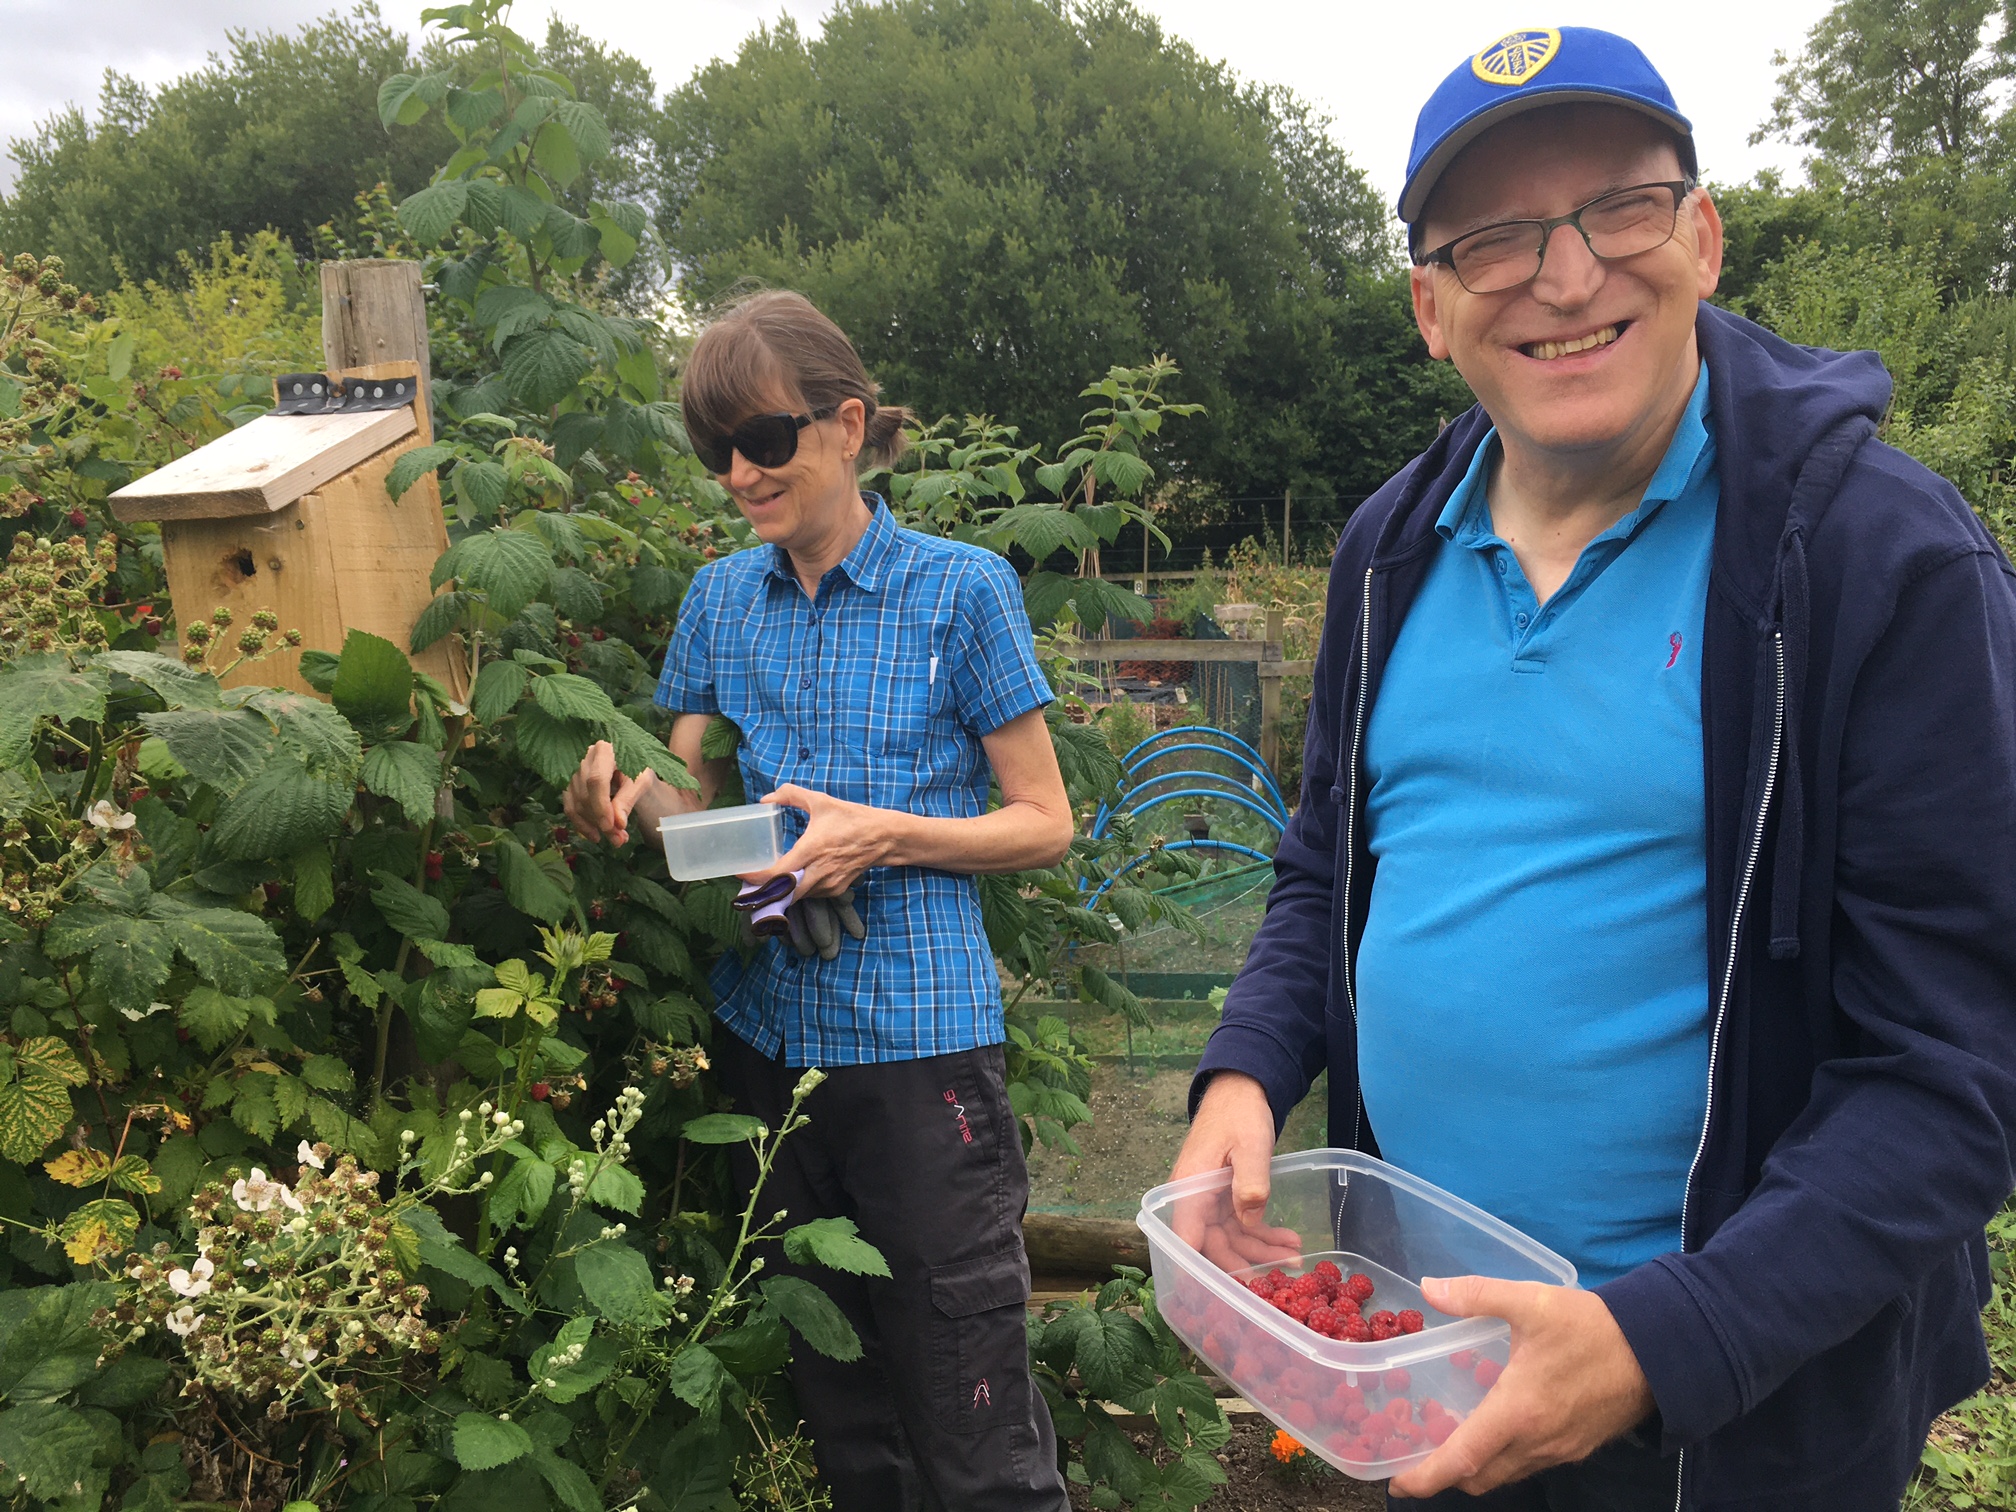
[565,290,1074,1512]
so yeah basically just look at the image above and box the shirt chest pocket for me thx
[838,634,951,756]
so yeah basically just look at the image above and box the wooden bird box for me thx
[109,361,466,701]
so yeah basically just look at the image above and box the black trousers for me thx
[717,1028,1069,1512]
[1388,1418,1679,1512]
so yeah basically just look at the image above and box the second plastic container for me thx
[1137,1149,1576,1480]
[657,804,783,881]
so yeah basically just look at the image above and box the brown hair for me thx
[681,290,910,473]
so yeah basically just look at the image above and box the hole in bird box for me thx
[226,548,257,581]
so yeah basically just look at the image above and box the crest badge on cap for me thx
[1471,28,1562,86]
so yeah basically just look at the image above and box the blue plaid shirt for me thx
[654,497,1054,1065]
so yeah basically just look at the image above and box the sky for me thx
[0,0,1837,203]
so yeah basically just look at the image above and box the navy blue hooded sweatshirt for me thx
[1193,303,2016,1510]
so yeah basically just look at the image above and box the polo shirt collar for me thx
[765,493,899,593]
[1436,362,1715,548]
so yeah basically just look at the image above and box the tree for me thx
[0,5,664,295]
[653,0,1465,518]
[1752,0,2016,293]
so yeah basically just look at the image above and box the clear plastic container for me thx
[657,804,783,881]
[1137,1149,1576,1480]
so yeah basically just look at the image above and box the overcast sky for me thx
[1,0,1835,206]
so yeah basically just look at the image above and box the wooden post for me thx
[1282,487,1292,566]
[1259,608,1285,774]
[322,260,434,440]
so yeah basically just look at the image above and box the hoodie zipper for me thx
[1670,629,1787,1512]
[1340,566,1374,1149]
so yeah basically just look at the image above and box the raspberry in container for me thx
[1136,1149,1576,1480]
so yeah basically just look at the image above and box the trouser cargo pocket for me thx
[929,1247,1032,1433]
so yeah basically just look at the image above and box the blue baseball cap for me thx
[1399,27,1695,227]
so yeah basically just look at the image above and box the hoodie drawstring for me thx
[1767,526,1809,960]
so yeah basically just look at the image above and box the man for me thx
[1173,27,2016,1512]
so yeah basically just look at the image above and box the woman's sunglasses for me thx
[691,406,835,474]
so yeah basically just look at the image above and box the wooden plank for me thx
[1260,610,1285,771]
[316,440,469,703]
[1072,638,1283,663]
[1024,1212,1151,1275]
[1258,660,1315,678]
[323,261,434,438]
[108,407,414,522]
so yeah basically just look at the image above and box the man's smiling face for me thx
[1408,105,1723,462]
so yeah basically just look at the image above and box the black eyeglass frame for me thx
[691,405,838,475]
[1414,178,1700,294]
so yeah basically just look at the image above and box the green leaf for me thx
[528,1317,618,1405]
[179,988,274,1052]
[532,119,582,187]
[496,838,571,924]
[402,1206,528,1315]
[94,651,221,708]
[42,901,174,1015]
[378,72,444,128]
[530,673,616,724]
[0,1401,102,1500]
[299,1054,354,1093]
[0,1282,113,1400]
[452,1412,533,1471]
[385,443,459,502]
[139,706,274,788]
[361,742,440,825]
[574,1242,664,1326]
[532,1448,599,1512]
[411,590,472,651]
[510,703,596,789]
[474,287,553,348]
[554,100,612,161]
[543,208,601,262]
[455,459,512,512]
[584,1162,643,1215]
[447,86,505,131]
[370,870,450,941]
[680,1113,765,1145]
[106,331,135,382]
[202,764,354,861]
[448,530,554,620]
[501,327,592,411]
[0,661,109,768]
[398,181,470,245]
[760,1276,863,1362]
[663,1344,730,1414]
[332,631,416,743]
[470,660,529,724]
[490,1155,556,1230]
[603,714,696,789]
[781,1216,891,1277]
[996,505,1099,561]
[288,843,335,921]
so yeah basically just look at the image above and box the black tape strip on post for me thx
[272,372,418,416]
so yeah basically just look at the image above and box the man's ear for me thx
[1690,188,1725,302]
[1410,265,1451,361]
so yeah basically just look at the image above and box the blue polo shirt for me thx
[655,497,1054,1066]
[1355,366,1716,1288]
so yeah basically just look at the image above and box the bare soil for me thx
[1063,1418,1387,1511]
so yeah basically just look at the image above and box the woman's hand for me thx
[564,741,666,847]
[751,784,901,898]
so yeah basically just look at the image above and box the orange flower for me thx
[1270,1429,1306,1464]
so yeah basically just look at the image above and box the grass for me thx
[1907,1197,2016,1509]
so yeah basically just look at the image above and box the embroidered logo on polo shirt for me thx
[1472,29,1561,86]
[1665,632,1684,670]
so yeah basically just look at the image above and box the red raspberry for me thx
[1312,1260,1343,1286]
[530,1081,551,1100]
[1340,1439,1375,1464]
[1474,1358,1503,1389]
[1333,1296,1362,1319]
[1342,1400,1370,1427]
[1370,1317,1400,1341]
[1283,1296,1315,1323]
[1427,1413,1457,1446]
[591,627,606,641]
[1398,1309,1425,1334]
[1369,1310,1397,1332]
[1340,1316,1372,1342]
[261,881,282,902]
[1230,1351,1263,1379]
[1285,1398,1316,1430]
[1387,1397,1413,1423]
[1450,1349,1476,1370]
[1383,1368,1412,1394]
[425,851,444,881]
[1377,1435,1412,1460]
[1306,1305,1337,1335]
[67,509,88,530]
[1345,1273,1376,1304]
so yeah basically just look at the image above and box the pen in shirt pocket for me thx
[928,653,939,688]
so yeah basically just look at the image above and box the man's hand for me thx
[1387,1277,1655,1499]
[563,741,670,847]
[1166,1073,1303,1272]
[752,785,898,898]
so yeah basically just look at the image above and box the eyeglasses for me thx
[1417,179,1698,295]
[690,406,836,474]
